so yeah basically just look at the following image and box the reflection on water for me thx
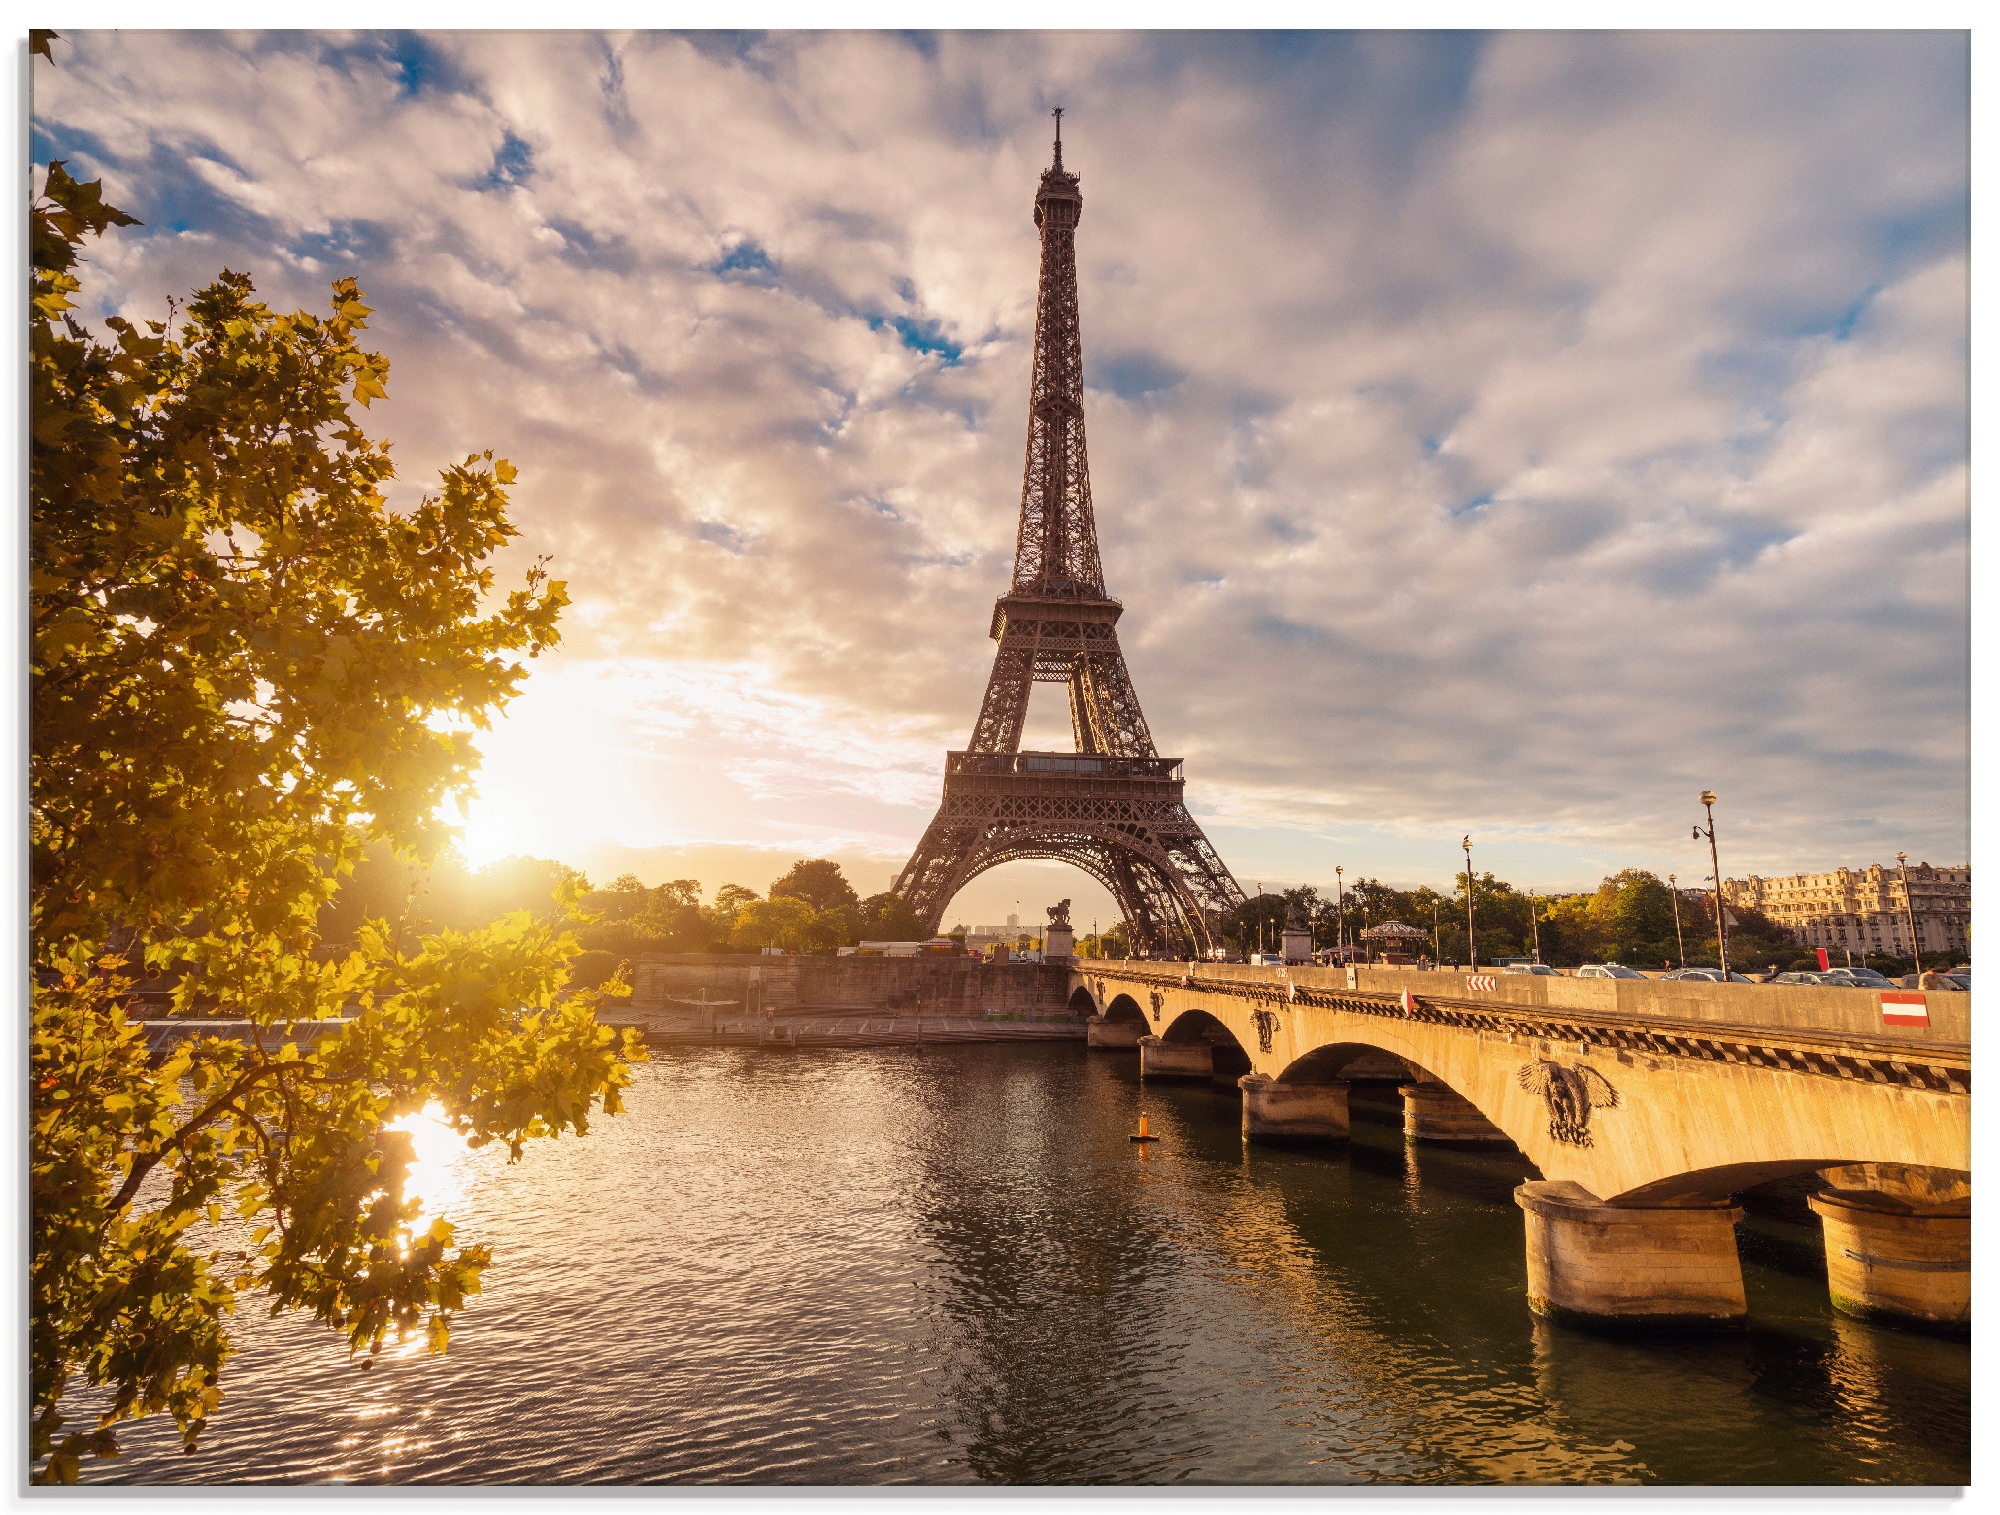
[97,1046,1967,1485]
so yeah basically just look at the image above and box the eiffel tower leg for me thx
[1077,647,1157,758]
[1067,660,1106,755]
[893,814,982,932]
[967,645,1034,755]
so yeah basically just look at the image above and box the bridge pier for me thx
[1399,1081,1512,1146]
[1808,1198,1969,1331]
[1239,1074,1349,1143]
[1138,1036,1212,1080]
[1086,1015,1144,1050]
[1516,1181,1748,1331]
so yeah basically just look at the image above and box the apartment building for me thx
[1722,862,1970,959]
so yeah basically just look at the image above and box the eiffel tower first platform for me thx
[893,114,1247,958]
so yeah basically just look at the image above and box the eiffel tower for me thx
[893,112,1246,958]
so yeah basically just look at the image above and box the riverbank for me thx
[608,1013,1086,1048]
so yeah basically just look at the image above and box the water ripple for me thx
[87,1045,1967,1485]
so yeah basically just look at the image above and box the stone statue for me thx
[1046,898,1073,927]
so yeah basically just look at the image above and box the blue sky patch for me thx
[1091,350,1184,400]
[713,241,776,279]
[484,132,535,191]
[874,314,962,363]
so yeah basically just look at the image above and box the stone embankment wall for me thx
[628,954,1076,1024]
[1080,961,1969,1045]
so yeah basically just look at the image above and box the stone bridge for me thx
[1068,961,1969,1334]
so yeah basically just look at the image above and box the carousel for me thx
[1358,920,1429,965]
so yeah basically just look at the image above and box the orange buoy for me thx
[1130,1112,1160,1143]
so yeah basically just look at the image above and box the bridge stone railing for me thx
[1076,960,1967,1046]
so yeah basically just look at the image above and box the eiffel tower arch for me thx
[894,114,1246,958]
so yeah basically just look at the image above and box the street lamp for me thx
[1462,835,1478,971]
[1528,887,1543,965]
[1335,865,1346,961]
[1668,873,1686,968]
[1692,791,1728,975]
[1896,851,1922,971]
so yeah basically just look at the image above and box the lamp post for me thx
[1692,791,1728,975]
[1528,888,1543,964]
[1896,852,1922,971]
[1335,865,1346,961]
[1668,873,1686,968]
[1430,899,1440,966]
[1461,835,1478,971]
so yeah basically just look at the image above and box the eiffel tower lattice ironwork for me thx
[893,113,1246,958]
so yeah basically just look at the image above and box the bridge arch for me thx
[1066,985,1100,1019]
[1610,1159,1972,1208]
[1277,1042,1418,1085]
[1160,1006,1245,1047]
[1102,993,1147,1026]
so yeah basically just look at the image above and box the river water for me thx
[96,1043,1967,1486]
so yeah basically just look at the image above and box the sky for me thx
[32,29,1970,931]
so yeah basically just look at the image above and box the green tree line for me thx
[1188,868,1802,968]
[320,848,932,977]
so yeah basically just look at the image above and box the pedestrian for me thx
[1918,966,1949,992]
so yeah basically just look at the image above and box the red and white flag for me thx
[1881,991,1929,1028]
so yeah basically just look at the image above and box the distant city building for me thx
[1722,862,1970,959]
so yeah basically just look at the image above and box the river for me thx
[95,1043,1967,1485]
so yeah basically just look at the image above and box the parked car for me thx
[1575,964,1645,980]
[1664,967,1754,983]
[1903,969,1971,992]
[1502,963,1560,976]
[1820,966,1897,988]
[1772,971,1864,987]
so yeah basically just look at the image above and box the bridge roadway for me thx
[1069,961,1969,1333]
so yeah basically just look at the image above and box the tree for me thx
[712,883,760,916]
[1597,869,1678,966]
[768,858,860,915]
[29,158,639,1482]
[1081,921,1131,959]
[729,896,818,952]
[1538,893,1607,967]
[855,891,926,943]
[574,874,717,957]
[1222,893,1290,954]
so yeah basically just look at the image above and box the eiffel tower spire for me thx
[1011,107,1103,602]
[892,118,1246,958]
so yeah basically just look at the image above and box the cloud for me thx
[33,30,1968,920]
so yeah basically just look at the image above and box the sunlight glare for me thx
[388,1102,473,1221]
